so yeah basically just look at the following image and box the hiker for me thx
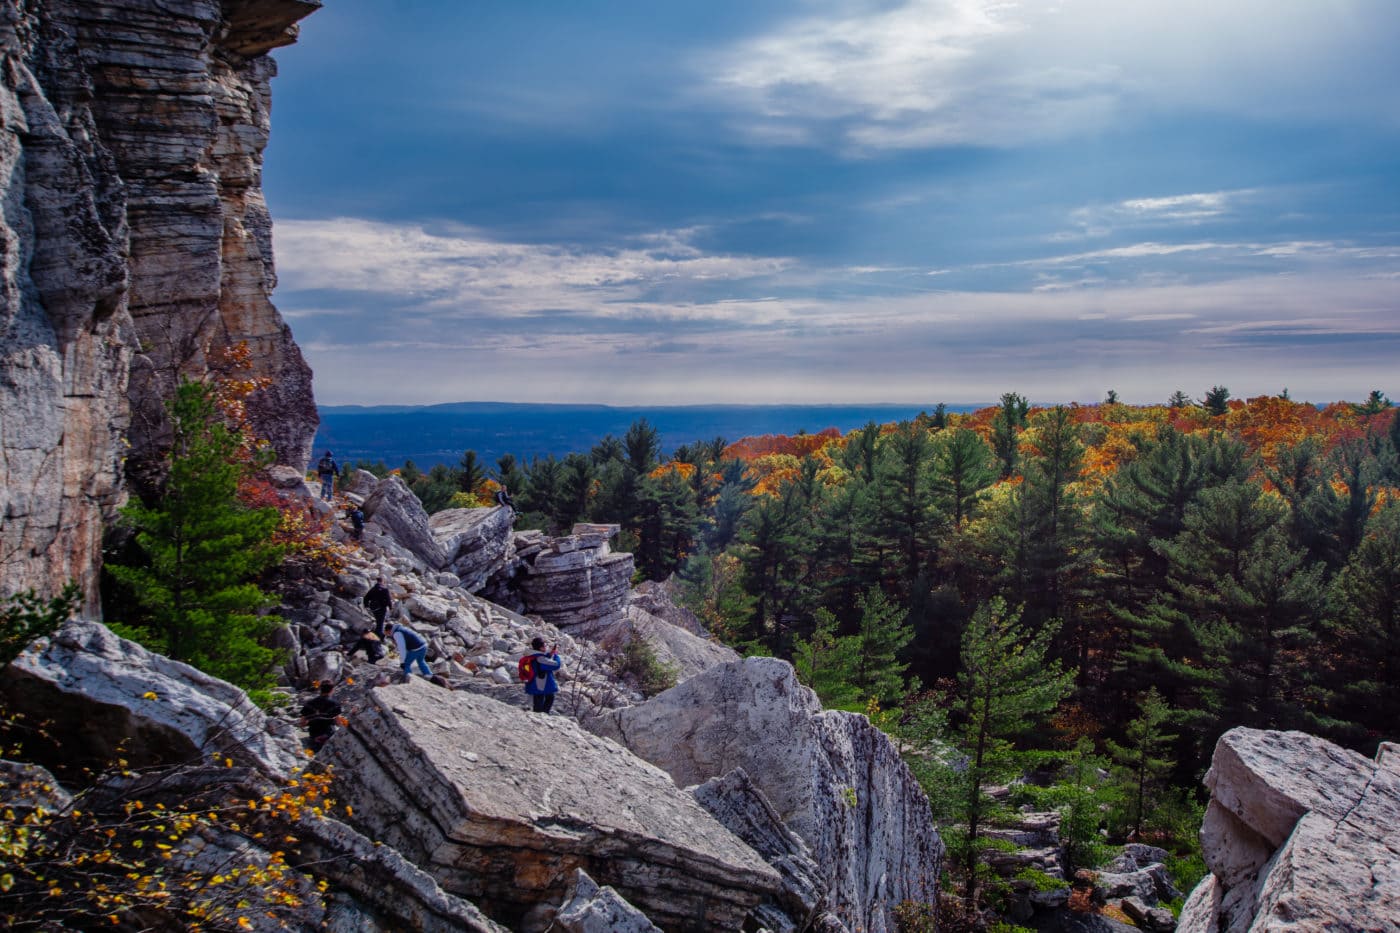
[299,681,342,751]
[316,450,338,501]
[494,484,515,512]
[385,621,432,681]
[346,503,365,539]
[523,636,562,714]
[363,577,392,637]
[347,629,384,663]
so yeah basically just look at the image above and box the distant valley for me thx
[312,401,983,467]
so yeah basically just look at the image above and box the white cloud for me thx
[698,0,1400,150]
[275,218,794,321]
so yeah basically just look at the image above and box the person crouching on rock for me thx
[525,636,562,714]
[385,621,432,681]
[300,681,342,752]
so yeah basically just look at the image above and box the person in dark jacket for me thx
[299,681,342,751]
[385,621,432,681]
[346,504,365,539]
[494,485,515,512]
[316,451,338,501]
[524,636,562,714]
[363,578,392,637]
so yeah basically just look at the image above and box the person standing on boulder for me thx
[316,450,339,501]
[525,636,562,714]
[385,621,432,681]
[299,681,343,752]
[363,577,392,637]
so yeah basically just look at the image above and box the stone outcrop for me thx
[691,768,828,933]
[591,657,943,933]
[619,604,739,685]
[516,523,634,634]
[1,1,131,606]
[318,680,785,932]
[1179,727,1400,933]
[429,506,517,590]
[554,869,662,933]
[1,619,303,778]
[630,579,707,635]
[0,0,320,605]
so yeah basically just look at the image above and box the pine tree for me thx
[947,597,1072,906]
[850,588,913,705]
[1201,386,1231,416]
[1327,503,1400,751]
[874,421,937,588]
[991,392,1030,479]
[1105,687,1177,838]
[634,468,701,579]
[931,428,997,530]
[108,380,284,705]
[457,449,487,494]
[792,608,862,710]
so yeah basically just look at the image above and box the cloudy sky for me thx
[264,0,1400,407]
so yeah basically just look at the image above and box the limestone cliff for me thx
[0,0,319,605]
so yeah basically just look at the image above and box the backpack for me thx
[517,654,535,682]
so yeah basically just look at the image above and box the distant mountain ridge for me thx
[313,401,986,468]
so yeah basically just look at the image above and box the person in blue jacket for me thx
[385,621,432,681]
[525,636,562,714]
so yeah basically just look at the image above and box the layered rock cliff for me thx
[0,0,318,605]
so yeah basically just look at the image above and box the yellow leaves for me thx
[0,873,13,893]
[224,758,234,769]
[49,886,64,897]
[141,691,158,701]
[237,918,254,929]
[344,805,353,817]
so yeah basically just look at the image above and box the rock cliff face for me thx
[1179,727,1400,933]
[592,657,944,933]
[0,0,318,605]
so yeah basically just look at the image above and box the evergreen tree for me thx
[849,587,914,705]
[792,608,862,710]
[634,469,701,579]
[1327,503,1400,751]
[737,481,816,652]
[944,597,1072,906]
[521,455,563,527]
[874,421,938,588]
[108,380,284,705]
[1105,687,1177,838]
[1353,390,1393,417]
[840,421,881,484]
[1167,390,1191,408]
[991,392,1030,479]
[931,428,997,530]
[557,453,596,529]
[494,453,527,498]
[457,449,487,494]
[624,418,661,475]
[1201,386,1231,416]
[1143,481,1324,764]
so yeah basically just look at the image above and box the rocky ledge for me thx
[1179,727,1400,932]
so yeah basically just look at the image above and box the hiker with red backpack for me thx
[520,636,562,714]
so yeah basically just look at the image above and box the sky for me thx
[263,0,1400,408]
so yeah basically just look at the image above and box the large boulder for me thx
[691,768,827,933]
[517,525,634,634]
[317,680,784,932]
[590,657,942,933]
[1179,727,1400,933]
[362,475,446,567]
[428,506,516,591]
[0,620,302,778]
[630,579,708,635]
[623,605,739,684]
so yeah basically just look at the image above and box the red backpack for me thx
[517,654,535,682]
